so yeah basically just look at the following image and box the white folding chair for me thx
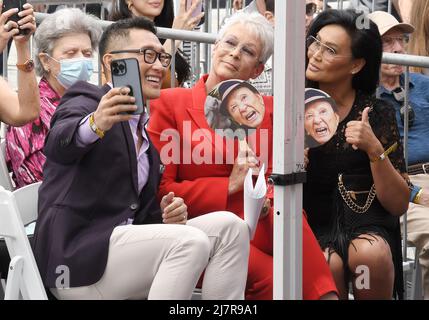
[13,182,41,227]
[0,184,47,299]
[0,139,14,191]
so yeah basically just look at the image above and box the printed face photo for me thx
[304,99,339,147]
[225,86,265,129]
[205,80,265,139]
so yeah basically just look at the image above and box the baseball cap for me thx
[216,80,259,115]
[368,11,414,36]
[305,88,336,109]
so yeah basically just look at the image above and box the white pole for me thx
[272,0,305,300]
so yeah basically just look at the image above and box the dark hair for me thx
[109,0,190,85]
[306,9,382,94]
[265,0,274,13]
[99,17,156,67]
[110,0,174,28]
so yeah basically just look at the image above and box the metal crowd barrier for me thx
[29,0,108,20]
[324,0,394,13]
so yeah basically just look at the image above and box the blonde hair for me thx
[408,0,429,73]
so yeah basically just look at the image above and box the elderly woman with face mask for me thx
[6,8,102,188]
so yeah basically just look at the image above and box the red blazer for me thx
[148,75,274,252]
[148,75,338,299]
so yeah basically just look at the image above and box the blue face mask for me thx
[52,57,94,89]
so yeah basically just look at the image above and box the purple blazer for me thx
[33,81,162,288]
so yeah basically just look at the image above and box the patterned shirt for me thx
[6,78,61,188]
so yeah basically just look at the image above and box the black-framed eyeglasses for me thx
[306,2,317,16]
[392,86,415,128]
[109,48,172,67]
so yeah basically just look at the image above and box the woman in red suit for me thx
[147,11,338,300]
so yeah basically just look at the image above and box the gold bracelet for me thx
[89,113,105,139]
[370,142,398,163]
[414,188,423,204]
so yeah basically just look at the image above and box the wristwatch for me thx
[16,59,35,72]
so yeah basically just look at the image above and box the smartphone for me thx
[186,0,203,18]
[2,0,29,35]
[111,58,145,115]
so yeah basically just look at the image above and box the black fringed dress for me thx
[304,90,407,299]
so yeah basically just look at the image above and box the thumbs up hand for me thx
[345,107,383,155]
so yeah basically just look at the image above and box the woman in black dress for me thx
[304,9,410,299]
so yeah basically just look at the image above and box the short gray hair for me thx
[218,12,274,64]
[34,8,103,76]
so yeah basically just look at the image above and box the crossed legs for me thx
[50,211,249,300]
[325,234,394,300]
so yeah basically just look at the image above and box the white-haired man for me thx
[370,10,429,299]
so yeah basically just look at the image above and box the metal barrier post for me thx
[203,0,212,75]
[216,0,220,32]
[170,40,176,88]
[403,67,410,261]
[273,0,304,300]
[195,41,201,83]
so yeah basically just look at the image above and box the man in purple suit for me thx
[33,17,250,300]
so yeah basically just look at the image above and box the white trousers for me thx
[401,174,429,299]
[50,211,250,300]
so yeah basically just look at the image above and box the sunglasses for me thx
[392,87,415,128]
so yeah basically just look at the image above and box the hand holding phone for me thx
[186,0,203,19]
[2,0,30,35]
[93,86,137,133]
[111,58,145,115]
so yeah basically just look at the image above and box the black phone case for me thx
[2,0,28,35]
[111,58,145,115]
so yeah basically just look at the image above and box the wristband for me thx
[414,188,424,204]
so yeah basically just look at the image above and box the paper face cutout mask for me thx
[205,79,266,139]
[304,88,339,149]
